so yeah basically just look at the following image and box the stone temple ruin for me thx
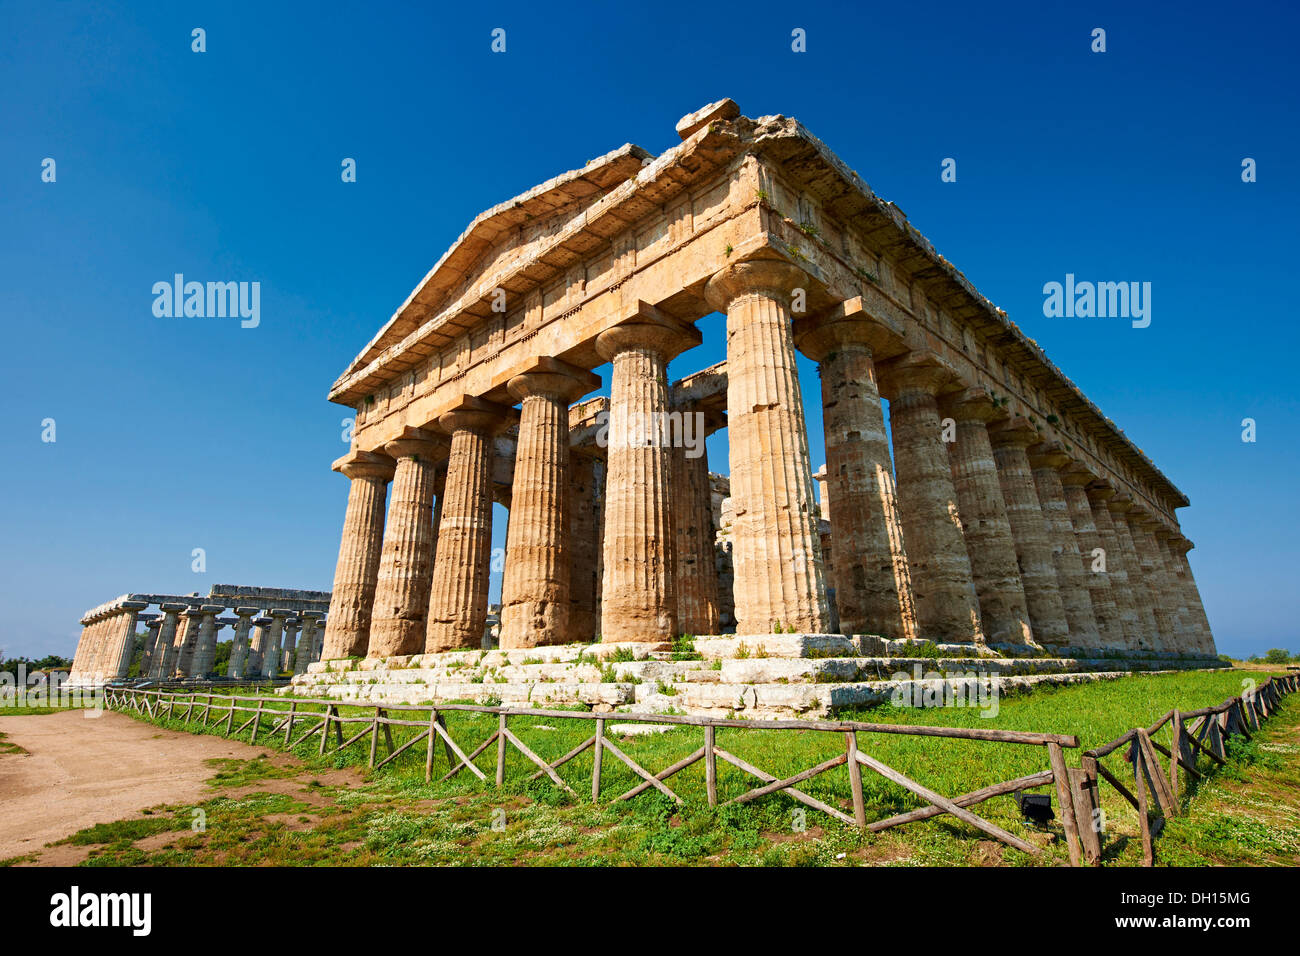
[72,101,1221,717]
[67,586,330,685]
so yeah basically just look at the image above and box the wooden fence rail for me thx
[1073,673,1298,867]
[103,686,1079,861]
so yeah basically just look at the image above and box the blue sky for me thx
[1,1,1296,660]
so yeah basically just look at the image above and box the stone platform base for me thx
[287,635,1226,720]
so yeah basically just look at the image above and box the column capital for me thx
[437,395,518,437]
[1085,479,1116,504]
[704,256,812,312]
[301,610,325,622]
[941,385,1000,424]
[1058,461,1096,488]
[793,296,907,362]
[507,356,600,404]
[269,608,292,620]
[234,606,259,618]
[333,449,397,482]
[877,351,961,399]
[1026,441,1070,471]
[1107,493,1136,514]
[596,301,702,362]
[120,600,149,612]
[160,602,187,613]
[987,415,1039,450]
[1169,534,1194,554]
[382,426,445,463]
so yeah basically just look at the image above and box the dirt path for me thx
[0,709,281,860]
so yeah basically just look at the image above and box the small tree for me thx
[1263,648,1293,664]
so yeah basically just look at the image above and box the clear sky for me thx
[2,1,1296,661]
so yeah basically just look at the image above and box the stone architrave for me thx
[1086,482,1142,650]
[794,297,912,640]
[988,418,1070,647]
[1028,442,1100,647]
[426,397,514,653]
[943,388,1035,646]
[596,305,701,643]
[1060,464,1124,650]
[704,258,829,635]
[1108,498,1161,650]
[368,428,444,658]
[878,352,983,644]
[228,607,258,678]
[499,358,600,648]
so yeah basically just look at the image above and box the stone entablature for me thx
[67,585,331,685]
[312,99,1214,669]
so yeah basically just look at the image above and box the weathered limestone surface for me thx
[500,359,599,648]
[322,452,394,659]
[671,409,720,636]
[1130,513,1178,652]
[1087,483,1142,651]
[426,398,512,653]
[568,453,602,644]
[706,258,829,635]
[597,310,700,642]
[795,300,911,640]
[944,389,1034,646]
[988,419,1070,647]
[1061,466,1124,650]
[369,429,443,658]
[880,353,983,644]
[1109,499,1162,650]
[1029,443,1100,647]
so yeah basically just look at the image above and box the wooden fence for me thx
[103,686,1080,861]
[1074,673,1298,866]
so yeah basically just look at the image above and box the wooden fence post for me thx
[425,710,438,783]
[704,724,717,807]
[1169,711,1182,805]
[1047,742,1082,866]
[495,713,507,787]
[1132,745,1154,867]
[846,731,867,828]
[592,717,605,803]
[249,699,264,743]
[283,701,297,747]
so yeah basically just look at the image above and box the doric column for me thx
[1086,482,1142,651]
[1061,464,1124,650]
[597,307,701,643]
[1028,442,1099,647]
[187,605,224,678]
[1169,536,1216,655]
[246,616,271,677]
[139,617,164,676]
[500,358,600,648]
[943,388,1035,646]
[281,618,299,673]
[368,428,444,658]
[110,603,148,679]
[228,607,257,678]
[1108,497,1162,650]
[262,610,290,675]
[794,299,912,640]
[175,609,204,677]
[1130,511,1178,652]
[878,352,983,643]
[151,603,186,678]
[80,616,106,680]
[569,452,603,644]
[1150,524,1193,651]
[426,397,514,653]
[704,259,829,635]
[322,451,395,660]
[295,611,324,674]
[671,407,722,637]
[988,419,1070,647]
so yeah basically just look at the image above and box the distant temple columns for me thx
[1129,512,1179,652]
[426,397,515,653]
[596,305,701,643]
[795,298,912,640]
[705,258,829,635]
[1107,497,1162,650]
[151,603,187,678]
[1060,464,1124,650]
[671,405,723,638]
[878,352,983,644]
[1085,482,1143,651]
[1029,442,1100,647]
[296,611,325,675]
[568,452,603,644]
[499,358,600,648]
[1168,536,1215,655]
[368,428,445,658]
[228,607,259,678]
[261,610,290,675]
[188,605,225,678]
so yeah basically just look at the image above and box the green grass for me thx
[55,669,1285,867]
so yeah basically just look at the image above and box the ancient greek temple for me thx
[66,585,330,685]
[316,99,1216,673]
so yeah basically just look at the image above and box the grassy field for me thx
[7,668,1296,866]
